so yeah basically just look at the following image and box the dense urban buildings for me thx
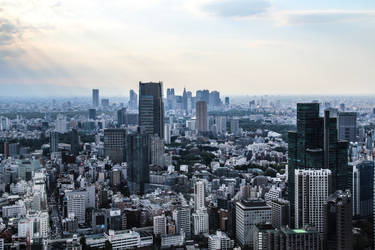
[0,89,374,249]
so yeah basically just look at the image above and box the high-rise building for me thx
[66,192,86,224]
[101,98,109,107]
[153,214,167,236]
[288,103,350,222]
[150,135,164,166]
[215,116,227,135]
[209,91,221,108]
[192,208,209,235]
[164,124,171,144]
[50,131,59,153]
[295,169,331,233]
[117,108,127,127]
[71,128,79,156]
[173,205,191,238]
[208,231,234,250]
[236,199,272,246]
[104,129,127,164]
[196,101,208,134]
[352,160,374,217]
[225,97,229,106]
[194,181,205,211]
[92,89,99,107]
[126,128,150,194]
[55,114,68,133]
[253,225,323,250]
[338,112,357,142]
[324,190,352,250]
[89,108,96,120]
[269,198,290,229]
[139,81,164,138]
[230,118,240,136]
[182,88,188,112]
[128,89,138,110]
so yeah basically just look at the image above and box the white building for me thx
[192,209,209,235]
[0,238,4,250]
[208,231,234,250]
[55,114,68,133]
[18,218,34,238]
[295,169,331,233]
[264,186,282,202]
[161,233,185,248]
[153,214,167,236]
[215,116,227,134]
[236,199,271,246]
[194,180,205,211]
[164,124,171,144]
[86,230,153,249]
[2,201,26,218]
[66,192,86,224]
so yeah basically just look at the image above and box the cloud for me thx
[203,0,271,18]
[275,10,375,25]
[0,18,20,45]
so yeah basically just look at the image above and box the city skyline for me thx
[1,0,375,96]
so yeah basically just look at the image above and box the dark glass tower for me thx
[126,128,150,194]
[104,129,127,164]
[139,82,164,138]
[288,103,350,226]
[324,190,352,250]
[92,89,99,107]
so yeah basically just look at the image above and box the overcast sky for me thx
[1,0,375,97]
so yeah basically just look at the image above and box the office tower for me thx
[66,192,86,224]
[153,214,167,236]
[288,103,350,221]
[352,160,374,217]
[295,169,331,233]
[111,168,121,187]
[269,198,290,229]
[71,128,79,156]
[196,101,208,134]
[55,114,68,133]
[101,98,109,107]
[192,208,209,235]
[208,231,234,250]
[182,88,188,112]
[253,224,275,250]
[173,205,191,238]
[236,199,272,246]
[202,89,210,105]
[128,89,138,110]
[117,108,127,127]
[225,97,229,106]
[324,190,352,250]
[215,116,227,135]
[339,103,345,112]
[92,89,99,107]
[230,118,240,136]
[126,128,150,194]
[373,108,375,115]
[338,112,357,142]
[104,129,127,164]
[196,90,203,101]
[164,124,171,144]
[89,108,96,120]
[209,91,221,108]
[194,181,205,211]
[50,131,59,153]
[150,135,164,166]
[166,88,176,110]
[139,81,164,138]
[107,209,122,231]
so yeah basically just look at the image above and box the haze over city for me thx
[1,0,375,96]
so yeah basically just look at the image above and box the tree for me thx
[104,240,112,250]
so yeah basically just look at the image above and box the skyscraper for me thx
[230,118,240,136]
[128,89,138,110]
[104,129,127,164]
[324,190,352,250]
[117,108,127,127]
[225,97,229,106]
[194,181,205,211]
[92,89,99,107]
[89,108,96,120]
[352,160,374,217]
[71,129,79,156]
[182,87,188,112]
[139,81,164,138]
[288,103,350,222]
[126,128,150,194]
[338,112,357,142]
[50,131,59,153]
[196,101,208,135]
[295,169,331,233]
[150,135,164,167]
[173,205,191,238]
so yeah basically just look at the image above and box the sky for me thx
[0,0,375,97]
